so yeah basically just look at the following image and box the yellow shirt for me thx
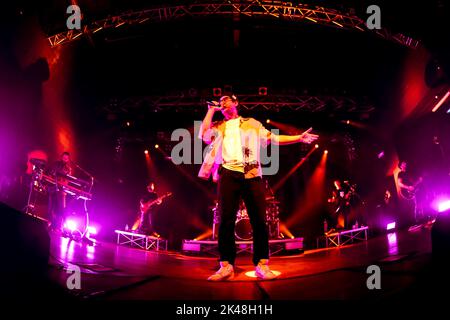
[198,117,272,181]
[222,117,245,173]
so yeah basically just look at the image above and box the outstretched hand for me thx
[300,128,319,144]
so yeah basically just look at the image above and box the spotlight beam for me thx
[266,119,305,135]
[194,229,213,241]
[154,145,216,200]
[273,146,317,192]
[285,151,327,228]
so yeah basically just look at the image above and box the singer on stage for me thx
[198,95,318,280]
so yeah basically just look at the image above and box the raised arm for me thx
[271,127,319,145]
[199,102,220,143]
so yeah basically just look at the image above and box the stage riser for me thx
[182,238,304,256]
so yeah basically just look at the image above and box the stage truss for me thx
[47,0,419,49]
[103,93,375,115]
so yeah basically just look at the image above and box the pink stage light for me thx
[87,226,97,235]
[387,232,398,255]
[438,200,450,213]
[386,222,396,231]
[64,219,78,232]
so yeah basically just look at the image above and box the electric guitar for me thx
[140,192,172,214]
[399,177,422,200]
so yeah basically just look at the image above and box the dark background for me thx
[1,1,450,249]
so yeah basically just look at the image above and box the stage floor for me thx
[46,225,441,300]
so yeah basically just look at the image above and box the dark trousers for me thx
[139,210,154,234]
[217,167,269,266]
[398,199,416,228]
[48,190,66,229]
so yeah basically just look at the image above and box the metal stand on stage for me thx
[24,159,47,218]
[324,226,369,247]
[115,230,168,251]
[69,162,95,246]
[25,158,96,246]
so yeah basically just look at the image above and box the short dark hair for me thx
[61,151,70,157]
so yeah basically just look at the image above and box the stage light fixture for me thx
[432,90,450,112]
[386,222,396,231]
[87,226,97,235]
[65,219,77,232]
[438,200,450,213]
[258,87,268,96]
[144,150,149,155]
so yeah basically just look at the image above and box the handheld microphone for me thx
[207,101,222,109]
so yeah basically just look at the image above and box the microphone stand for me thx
[71,161,98,186]
[70,161,96,246]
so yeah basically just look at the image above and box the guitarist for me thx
[138,182,162,236]
[329,179,352,230]
[398,161,415,199]
[397,160,423,227]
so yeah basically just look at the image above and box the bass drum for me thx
[235,207,252,240]
[235,217,252,240]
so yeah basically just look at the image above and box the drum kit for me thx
[211,196,281,241]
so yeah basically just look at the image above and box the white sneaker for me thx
[207,261,234,281]
[255,259,277,280]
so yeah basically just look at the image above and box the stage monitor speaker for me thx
[431,210,450,261]
[0,202,50,297]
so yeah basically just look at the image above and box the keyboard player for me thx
[47,151,72,232]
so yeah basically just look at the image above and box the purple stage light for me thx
[87,226,97,235]
[386,222,396,231]
[438,200,450,213]
[64,219,78,232]
[387,232,398,255]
